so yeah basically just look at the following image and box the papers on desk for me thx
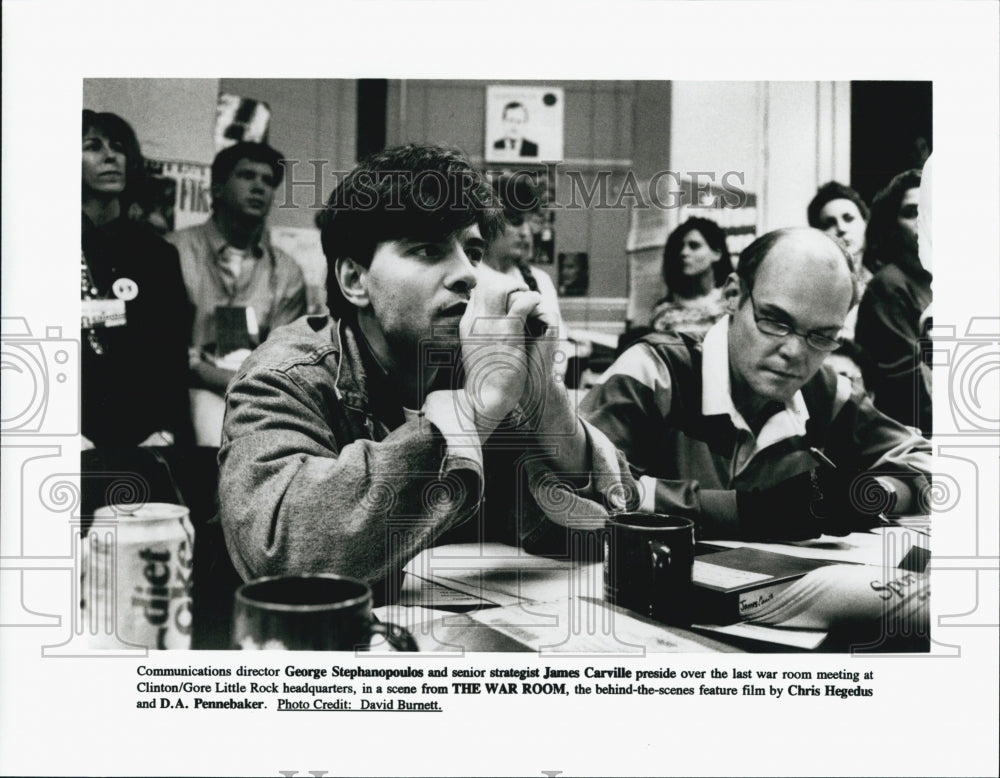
[689,528,930,649]
[692,622,828,651]
[396,576,506,609]
[391,534,930,652]
[706,525,930,568]
[395,543,737,652]
[745,565,929,630]
[691,562,929,649]
[400,542,584,608]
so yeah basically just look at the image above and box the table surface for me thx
[370,522,931,654]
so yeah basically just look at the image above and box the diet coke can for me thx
[82,503,195,649]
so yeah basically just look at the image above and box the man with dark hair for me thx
[581,227,930,541]
[493,102,539,158]
[168,141,306,444]
[218,144,631,603]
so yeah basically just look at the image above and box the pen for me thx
[809,446,837,470]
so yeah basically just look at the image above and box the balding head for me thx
[736,227,858,309]
[724,228,857,413]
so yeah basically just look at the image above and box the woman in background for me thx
[855,168,931,436]
[81,109,192,447]
[807,181,870,279]
[651,217,731,338]
[807,180,871,363]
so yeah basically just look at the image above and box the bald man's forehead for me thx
[759,231,850,279]
[768,229,848,264]
[753,231,854,315]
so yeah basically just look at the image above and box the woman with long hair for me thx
[854,168,931,436]
[650,217,732,338]
[807,180,871,346]
[81,110,192,447]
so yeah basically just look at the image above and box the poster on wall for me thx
[141,159,213,234]
[214,93,271,151]
[485,85,564,163]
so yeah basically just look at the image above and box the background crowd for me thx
[80,101,932,453]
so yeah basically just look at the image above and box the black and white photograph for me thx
[485,84,565,163]
[1,2,998,777]
[68,74,937,654]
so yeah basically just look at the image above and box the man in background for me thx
[167,141,306,444]
[581,227,931,541]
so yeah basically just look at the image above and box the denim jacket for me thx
[218,315,633,603]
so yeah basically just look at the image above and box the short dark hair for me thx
[318,144,505,320]
[82,109,146,207]
[736,227,859,308]
[661,217,732,294]
[863,168,923,274]
[502,101,527,120]
[807,181,870,228]
[210,142,285,192]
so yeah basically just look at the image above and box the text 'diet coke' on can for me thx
[81,503,195,650]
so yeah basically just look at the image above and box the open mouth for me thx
[438,301,468,319]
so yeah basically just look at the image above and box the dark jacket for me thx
[580,321,931,525]
[855,261,933,436]
[81,215,193,446]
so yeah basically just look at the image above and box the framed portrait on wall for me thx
[485,85,564,163]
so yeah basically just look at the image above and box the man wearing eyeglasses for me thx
[581,227,931,541]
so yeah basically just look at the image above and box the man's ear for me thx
[334,257,370,309]
[722,272,742,314]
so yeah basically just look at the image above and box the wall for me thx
[83,79,219,164]
[671,80,850,233]
[670,81,765,197]
[761,81,851,231]
[386,80,637,309]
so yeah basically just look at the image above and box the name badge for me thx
[82,298,127,329]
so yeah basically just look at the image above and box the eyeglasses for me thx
[747,289,841,352]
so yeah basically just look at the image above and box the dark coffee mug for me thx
[603,513,696,625]
[232,574,418,651]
